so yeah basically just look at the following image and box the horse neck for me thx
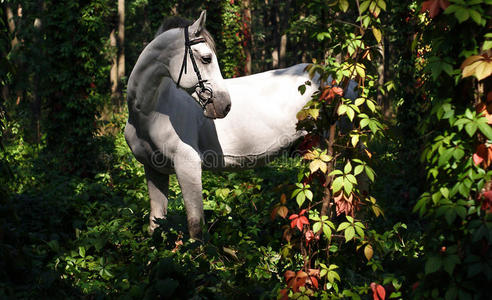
[127,33,179,115]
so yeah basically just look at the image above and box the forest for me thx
[1,0,492,299]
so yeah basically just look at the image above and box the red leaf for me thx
[473,153,484,165]
[481,191,492,213]
[377,284,386,300]
[284,270,295,282]
[371,282,386,300]
[290,218,298,229]
[484,191,492,202]
[295,218,304,231]
[421,0,450,18]
[474,144,491,168]
[279,289,289,300]
[290,211,310,231]
[271,207,279,221]
[332,86,344,97]
[305,230,315,244]
[289,214,299,220]
[309,275,319,289]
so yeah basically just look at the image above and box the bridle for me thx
[176,26,214,109]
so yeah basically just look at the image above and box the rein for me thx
[176,26,214,109]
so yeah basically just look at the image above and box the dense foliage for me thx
[1,0,491,299]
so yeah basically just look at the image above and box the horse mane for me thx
[155,16,216,54]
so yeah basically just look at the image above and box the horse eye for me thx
[201,55,212,64]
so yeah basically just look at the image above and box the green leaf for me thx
[296,192,306,207]
[445,208,456,225]
[332,176,344,193]
[298,85,306,95]
[346,106,355,121]
[344,161,352,174]
[456,206,467,219]
[455,8,470,23]
[355,225,365,239]
[368,120,379,133]
[445,286,458,300]
[443,255,460,275]
[477,120,492,140]
[360,0,370,13]
[337,222,351,231]
[344,179,353,195]
[365,166,375,182]
[79,246,86,258]
[346,174,357,184]
[323,224,332,239]
[377,0,386,10]
[440,187,449,199]
[327,270,340,283]
[339,0,349,12]
[344,226,355,242]
[360,118,370,128]
[354,165,364,176]
[438,148,454,167]
[329,170,344,176]
[351,134,360,147]
[366,100,376,112]
[305,189,313,201]
[468,9,482,25]
[425,255,442,274]
[483,40,492,51]
[338,104,347,116]
[313,222,322,233]
[464,122,477,137]
[354,97,365,106]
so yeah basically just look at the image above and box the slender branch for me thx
[333,19,361,28]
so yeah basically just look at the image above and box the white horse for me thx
[125,11,353,238]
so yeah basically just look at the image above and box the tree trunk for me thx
[279,33,287,68]
[242,0,252,75]
[270,0,279,69]
[116,0,125,109]
[278,0,291,68]
[31,1,44,144]
[376,42,385,108]
[5,4,18,48]
[110,29,118,102]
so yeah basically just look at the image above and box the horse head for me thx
[167,11,231,119]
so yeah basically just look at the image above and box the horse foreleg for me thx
[144,165,169,233]
[174,146,204,240]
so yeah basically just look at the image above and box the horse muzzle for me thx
[203,90,231,119]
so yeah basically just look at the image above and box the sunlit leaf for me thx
[364,244,373,260]
[344,226,355,242]
[461,54,492,81]
[372,27,382,43]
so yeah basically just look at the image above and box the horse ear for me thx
[190,10,206,36]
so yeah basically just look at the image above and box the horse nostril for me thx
[224,104,231,114]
